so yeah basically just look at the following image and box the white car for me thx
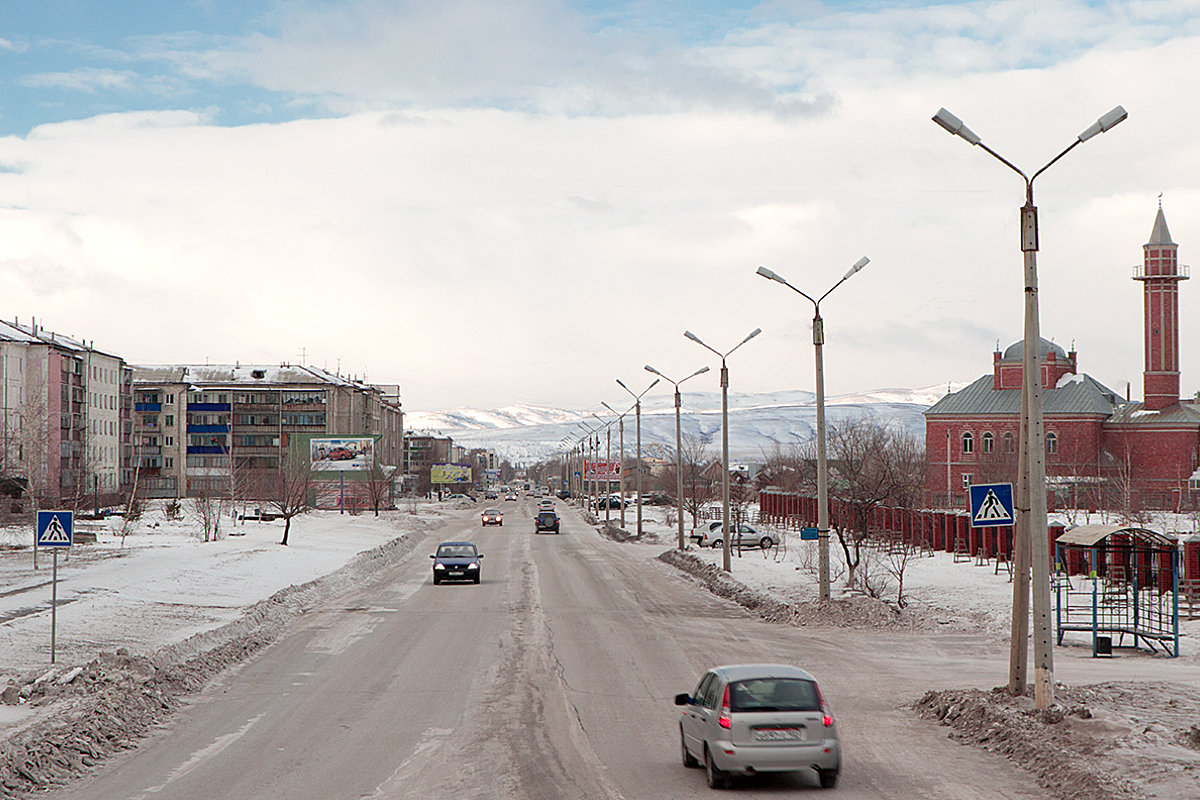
[694,522,779,550]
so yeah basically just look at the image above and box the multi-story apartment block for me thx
[1,319,132,507]
[132,364,402,498]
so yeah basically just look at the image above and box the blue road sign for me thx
[968,483,1015,528]
[37,510,74,547]
[800,527,819,540]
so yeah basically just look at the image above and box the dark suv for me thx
[535,511,560,534]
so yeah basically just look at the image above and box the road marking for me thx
[137,713,265,796]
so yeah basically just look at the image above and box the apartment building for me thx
[1,319,132,507]
[132,364,403,498]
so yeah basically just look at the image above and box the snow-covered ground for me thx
[0,502,447,673]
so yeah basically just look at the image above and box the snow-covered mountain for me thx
[405,384,967,465]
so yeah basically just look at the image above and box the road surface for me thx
[46,498,1075,798]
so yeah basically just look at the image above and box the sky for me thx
[3,0,1200,414]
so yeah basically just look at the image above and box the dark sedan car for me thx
[430,541,484,584]
[534,511,560,534]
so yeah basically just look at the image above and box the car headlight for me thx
[434,563,446,570]
[467,563,479,569]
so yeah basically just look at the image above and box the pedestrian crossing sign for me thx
[36,511,74,547]
[968,483,1014,528]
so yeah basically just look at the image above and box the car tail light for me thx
[718,685,732,729]
[816,684,834,727]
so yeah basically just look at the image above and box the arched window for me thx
[1003,432,1016,453]
[961,432,974,454]
[1046,432,1058,455]
[982,432,994,453]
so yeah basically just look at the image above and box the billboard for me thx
[310,437,374,471]
[431,463,472,484]
[584,460,621,481]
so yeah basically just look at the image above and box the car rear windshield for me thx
[728,678,820,712]
[538,512,556,520]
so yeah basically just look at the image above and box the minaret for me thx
[1135,200,1188,410]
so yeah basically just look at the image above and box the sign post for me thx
[36,511,74,664]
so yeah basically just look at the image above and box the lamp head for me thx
[1078,105,1128,142]
[691,365,711,378]
[644,365,662,378]
[842,256,870,280]
[756,265,781,282]
[932,107,981,145]
[616,378,630,392]
[683,330,704,346]
[743,327,763,344]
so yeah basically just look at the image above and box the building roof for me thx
[132,363,374,390]
[1105,400,1200,427]
[925,372,1123,417]
[1057,524,1174,547]
[1148,205,1174,246]
[1000,337,1068,362]
[0,319,123,359]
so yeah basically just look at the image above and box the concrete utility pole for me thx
[756,259,869,601]
[616,378,659,537]
[645,364,710,550]
[932,104,1127,708]
[684,328,761,572]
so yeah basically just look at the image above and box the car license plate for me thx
[753,727,802,741]
[448,571,463,577]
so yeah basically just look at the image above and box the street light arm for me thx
[727,327,762,357]
[684,330,722,359]
[818,256,871,304]
[756,266,818,308]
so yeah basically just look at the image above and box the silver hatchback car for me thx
[675,664,840,789]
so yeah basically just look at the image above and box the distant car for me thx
[429,541,484,584]
[481,509,503,526]
[538,499,555,511]
[595,495,624,510]
[675,663,840,789]
[534,511,560,534]
[645,492,673,506]
[505,492,518,502]
[485,491,497,500]
[694,522,779,550]
[556,489,570,500]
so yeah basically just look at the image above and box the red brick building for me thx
[926,205,1200,511]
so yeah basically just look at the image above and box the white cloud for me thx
[19,67,140,93]
[3,1,1200,413]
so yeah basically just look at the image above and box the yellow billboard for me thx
[431,463,472,484]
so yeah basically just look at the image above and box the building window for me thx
[1046,432,1058,455]
[982,432,994,453]
[1003,432,1015,453]
[962,473,973,489]
[961,432,974,454]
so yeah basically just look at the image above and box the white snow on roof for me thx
[1055,373,1084,388]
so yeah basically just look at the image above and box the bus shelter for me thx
[1054,524,1179,657]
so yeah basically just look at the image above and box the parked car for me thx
[429,541,484,584]
[689,520,723,546]
[645,492,673,506]
[675,663,840,789]
[534,511,560,534]
[694,522,779,550]
[595,495,624,509]
[481,508,503,526]
[556,489,571,500]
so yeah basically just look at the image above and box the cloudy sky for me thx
[2,0,1199,414]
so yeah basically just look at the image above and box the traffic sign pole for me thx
[37,511,73,665]
[51,551,58,663]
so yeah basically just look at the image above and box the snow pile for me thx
[915,682,1200,800]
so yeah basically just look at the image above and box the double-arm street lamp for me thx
[601,400,633,529]
[591,412,615,523]
[616,377,660,536]
[932,104,1127,710]
[756,257,869,602]
[577,421,601,510]
[644,364,710,550]
[684,328,761,572]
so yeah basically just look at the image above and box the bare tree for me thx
[364,461,392,517]
[191,491,221,542]
[268,447,312,545]
[826,420,924,591]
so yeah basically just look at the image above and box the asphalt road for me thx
[47,498,1057,799]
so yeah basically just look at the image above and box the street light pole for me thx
[684,328,762,572]
[645,364,710,550]
[591,413,613,523]
[932,104,1127,709]
[602,400,631,530]
[616,377,659,537]
[756,258,870,602]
